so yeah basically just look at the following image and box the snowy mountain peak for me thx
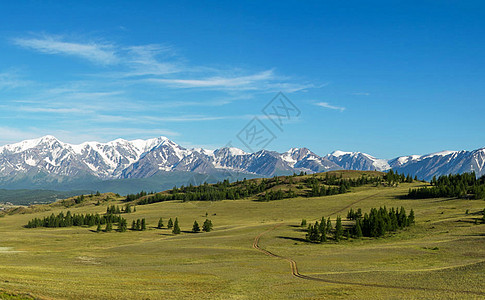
[330,150,356,157]
[0,135,484,185]
[0,135,61,153]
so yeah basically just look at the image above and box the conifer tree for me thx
[202,219,213,232]
[326,217,332,232]
[320,222,327,242]
[157,218,164,229]
[306,222,320,242]
[334,216,343,242]
[192,220,200,232]
[141,218,146,231]
[136,219,141,231]
[355,219,363,238]
[105,222,112,232]
[131,220,136,230]
[96,223,101,233]
[172,218,181,234]
[318,217,326,233]
[167,218,173,229]
[408,209,415,225]
[118,218,127,232]
[300,219,307,227]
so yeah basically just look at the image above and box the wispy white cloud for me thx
[13,35,118,65]
[351,92,370,96]
[0,71,31,90]
[315,102,346,112]
[147,70,275,90]
[123,44,180,76]
[18,107,88,114]
[11,33,315,94]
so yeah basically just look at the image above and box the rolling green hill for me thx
[0,170,483,299]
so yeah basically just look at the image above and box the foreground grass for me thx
[0,178,483,299]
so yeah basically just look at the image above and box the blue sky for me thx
[0,1,484,158]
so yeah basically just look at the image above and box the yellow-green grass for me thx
[0,175,483,299]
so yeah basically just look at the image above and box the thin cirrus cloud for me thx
[315,102,346,112]
[0,71,31,90]
[11,34,309,93]
[13,35,118,65]
[146,70,275,90]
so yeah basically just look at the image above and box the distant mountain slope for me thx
[0,135,483,192]
[390,148,485,180]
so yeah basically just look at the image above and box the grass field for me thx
[0,171,484,299]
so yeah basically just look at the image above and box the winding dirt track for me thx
[252,193,485,296]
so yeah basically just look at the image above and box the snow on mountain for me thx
[0,135,484,184]
[391,149,485,180]
[326,151,391,172]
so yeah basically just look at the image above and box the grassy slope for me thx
[0,171,483,299]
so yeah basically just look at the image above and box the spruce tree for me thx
[157,218,164,229]
[192,220,200,233]
[118,218,127,232]
[326,217,332,232]
[318,217,326,233]
[320,223,327,242]
[355,219,363,238]
[136,219,141,231]
[167,218,173,229]
[408,209,415,225]
[96,223,101,233]
[141,218,146,231]
[334,216,343,242]
[172,218,181,234]
[300,219,307,227]
[202,219,213,232]
[105,222,112,232]
[131,220,136,230]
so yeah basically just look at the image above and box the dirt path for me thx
[252,193,485,296]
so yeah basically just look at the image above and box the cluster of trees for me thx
[136,178,282,205]
[98,218,128,232]
[106,204,135,214]
[305,173,384,197]
[408,172,485,199]
[305,215,346,242]
[192,219,213,232]
[257,189,297,201]
[131,218,147,231]
[352,206,414,238]
[304,206,415,242]
[25,211,124,228]
[74,191,104,204]
[384,170,416,185]
[161,217,213,234]
[125,191,155,202]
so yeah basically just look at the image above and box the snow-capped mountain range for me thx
[0,136,484,186]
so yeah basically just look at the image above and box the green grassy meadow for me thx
[0,171,483,299]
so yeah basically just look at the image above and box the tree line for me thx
[25,211,124,228]
[134,172,401,205]
[26,212,215,235]
[407,172,485,199]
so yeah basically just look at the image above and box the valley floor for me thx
[0,182,484,299]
